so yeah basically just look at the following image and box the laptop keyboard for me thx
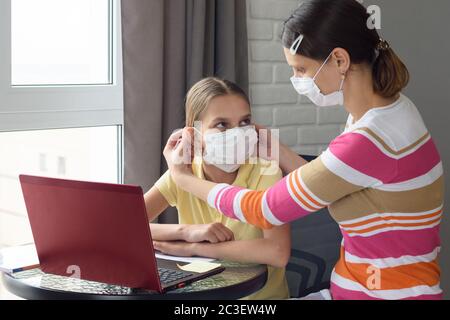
[158,267,193,284]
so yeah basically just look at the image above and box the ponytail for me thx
[372,46,410,98]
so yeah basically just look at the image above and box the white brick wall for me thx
[247,0,348,156]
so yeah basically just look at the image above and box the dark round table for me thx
[1,261,267,300]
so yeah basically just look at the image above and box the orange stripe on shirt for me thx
[334,254,441,290]
[240,190,274,229]
[344,216,442,235]
[341,209,443,229]
[288,173,316,211]
[294,170,324,208]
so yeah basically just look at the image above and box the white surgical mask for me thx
[203,126,258,173]
[290,52,345,107]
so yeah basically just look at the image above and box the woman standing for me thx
[163,0,444,300]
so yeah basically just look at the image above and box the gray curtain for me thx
[122,0,249,223]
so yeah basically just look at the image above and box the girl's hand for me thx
[163,127,194,183]
[153,240,196,257]
[182,223,234,243]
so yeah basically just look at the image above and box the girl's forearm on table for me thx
[191,238,290,268]
[150,223,189,241]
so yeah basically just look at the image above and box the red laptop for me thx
[19,174,224,293]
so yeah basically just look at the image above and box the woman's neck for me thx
[344,66,400,123]
[202,162,238,185]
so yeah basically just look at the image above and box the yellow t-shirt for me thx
[154,158,290,300]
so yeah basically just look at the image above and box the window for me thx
[12,0,112,86]
[0,126,121,248]
[0,1,123,298]
[0,0,123,132]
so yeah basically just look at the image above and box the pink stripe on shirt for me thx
[329,133,440,183]
[265,175,313,223]
[214,186,244,220]
[342,225,441,259]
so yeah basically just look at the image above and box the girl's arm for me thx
[144,186,186,241]
[154,224,291,268]
[150,222,234,243]
[144,185,234,242]
[144,185,170,222]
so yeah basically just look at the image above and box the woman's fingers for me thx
[256,124,269,145]
[163,127,193,168]
[254,123,280,162]
[254,123,267,132]
[164,127,198,165]
[175,128,194,163]
[166,129,183,149]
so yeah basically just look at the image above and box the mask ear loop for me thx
[312,51,333,81]
[290,34,304,55]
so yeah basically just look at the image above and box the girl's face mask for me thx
[290,51,345,107]
[202,126,258,173]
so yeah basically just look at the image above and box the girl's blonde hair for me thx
[185,77,250,127]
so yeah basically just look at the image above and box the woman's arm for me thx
[255,124,308,174]
[278,143,308,174]
[164,128,379,230]
[153,224,291,268]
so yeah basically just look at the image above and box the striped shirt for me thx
[206,94,444,300]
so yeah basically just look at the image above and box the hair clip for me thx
[290,34,304,55]
[376,38,390,51]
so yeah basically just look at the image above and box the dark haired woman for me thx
[163,0,444,300]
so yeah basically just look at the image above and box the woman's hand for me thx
[255,124,279,162]
[182,223,234,243]
[162,127,218,201]
[163,127,194,184]
[153,240,197,257]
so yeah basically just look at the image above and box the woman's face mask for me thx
[202,126,258,173]
[290,51,345,107]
